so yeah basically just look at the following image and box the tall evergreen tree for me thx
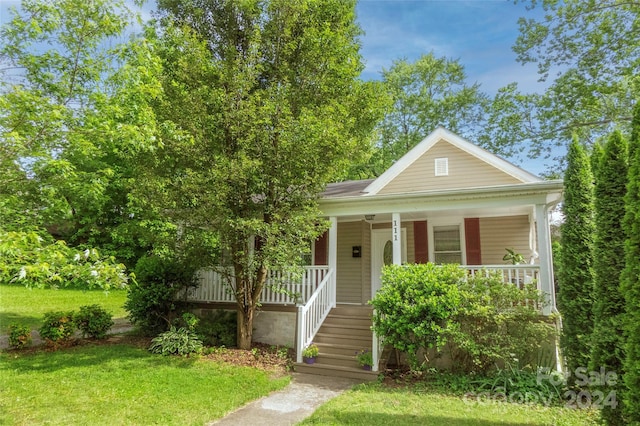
[623,102,640,423]
[558,137,595,380]
[591,130,628,425]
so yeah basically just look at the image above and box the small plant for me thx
[302,343,319,359]
[503,248,525,265]
[355,348,373,367]
[149,312,203,356]
[7,323,32,349]
[74,304,114,339]
[149,326,204,356]
[39,311,76,344]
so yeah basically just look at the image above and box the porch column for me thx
[392,212,402,265]
[535,204,555,315]
[328,216,338,308]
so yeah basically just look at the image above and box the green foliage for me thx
[591,130,628,425]
[510,1,639,164]
[302,343,319,358]
[623,102,640,423]
[39,311,75,344]
[445,273,556,375]
[125,255,197,336]
[0,230,129,290]
[147,0,385,349]
[371,263,464,370]
[7,323,32,349]
[73,304,114,339]
[149,313,203,356]
[352,53,490,178]
[355,349,373,367]
[502,248,525,265]
[558,137,595,381]
[195,310,237,347]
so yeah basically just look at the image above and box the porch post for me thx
[535,203,555,315]
[328,216,338,308]
[392,212,402,265]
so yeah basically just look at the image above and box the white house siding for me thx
[479,215,533,264]
[378,140,522,194]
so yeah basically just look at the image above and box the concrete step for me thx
[294,362,378,381]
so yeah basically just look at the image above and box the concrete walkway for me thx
[208,373,363,425]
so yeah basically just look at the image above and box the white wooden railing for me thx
[462,265,540,289]
[185,266,330,305]
[295,268,335,363]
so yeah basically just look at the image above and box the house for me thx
[187,127,563,377]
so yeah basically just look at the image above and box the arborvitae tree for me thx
[623,102,640,423]
[558,137,595,381]
[591,130,628,425]
[591,141,604,179]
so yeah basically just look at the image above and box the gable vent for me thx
[435,158,449,176]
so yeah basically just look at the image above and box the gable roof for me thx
[362,127,541,196]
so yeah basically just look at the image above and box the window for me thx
[435,158,448,176]
[433,225,462,264]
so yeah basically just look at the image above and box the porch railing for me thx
[185,266,330,305]
[296,268,335,363]
[462,265,540,289]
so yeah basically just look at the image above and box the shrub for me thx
[195,310,237,347]
[74,304,114,339]
[39,311,76,344]
[8,323,32,349]
[444,273,557,374]
[371,263,464,370]
[149,312,203,356]
[125,255,197,336]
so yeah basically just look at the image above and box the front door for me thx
[371,228,406,299]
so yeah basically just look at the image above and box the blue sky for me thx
[0,0,553,174]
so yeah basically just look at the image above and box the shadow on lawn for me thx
[0,312,43,330]
[2,342,200,373]
[312,411,540,426]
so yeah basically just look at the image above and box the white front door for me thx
[371,228,407,299]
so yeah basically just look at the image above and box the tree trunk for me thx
[237,305,254,350]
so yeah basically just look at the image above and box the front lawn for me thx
[300,382,599,426]
[0,284,128,331]
[0,341,290,425]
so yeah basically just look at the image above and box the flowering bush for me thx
[8,323,32,349]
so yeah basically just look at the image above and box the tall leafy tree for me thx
[591,130,628,425]
[0,0,164,265]
[146,0,384,349]
[623,102,640,423]
[558,137,595,381]
[509,1,639,162]
[351,53,488,177]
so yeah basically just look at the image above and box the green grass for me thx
[0,284,128,332]
[0,343,290,425]
[300,383,600,426]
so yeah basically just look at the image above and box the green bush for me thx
[39,311,76,343]
[74,304,114,339]
[445,273,557,374]
[125,255,197,336]
[196,310,237,347]
[371,263,464,370]
[7,323,32,349]
[149,313,203,356]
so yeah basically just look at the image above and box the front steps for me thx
[295,305,378,381]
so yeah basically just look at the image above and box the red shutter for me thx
[464,218,482,265]
[414,221,428,264]
[314,231,328,265]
